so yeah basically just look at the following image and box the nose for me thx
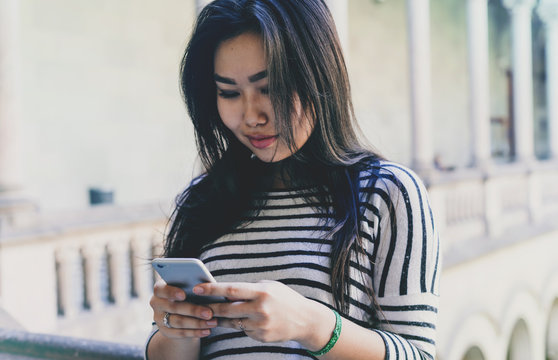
[243,94,268,127]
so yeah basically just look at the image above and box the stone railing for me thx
[0,203,168,344]
[0,328,142,360]
[428,160,558,264]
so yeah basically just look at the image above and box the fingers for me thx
[218,317,251,332]
[151,295,214,320]
[152,305,218,339]
[156,312,214,339]
[208,300,252,319]
[153,279,186,301]
[193,282,263,302]
[151,280,222,339]
[196,282,274,319]
[160,311,218,331]
[157,327,212,339]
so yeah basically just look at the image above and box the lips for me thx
[247,135,278,149]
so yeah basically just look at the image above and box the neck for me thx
[253,157,295,190]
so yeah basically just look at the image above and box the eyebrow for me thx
[214,70,268,85]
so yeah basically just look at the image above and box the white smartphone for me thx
[151,258,227,304]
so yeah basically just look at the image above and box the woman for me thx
[147,0,440,359]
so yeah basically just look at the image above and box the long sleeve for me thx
[363,163,441,359]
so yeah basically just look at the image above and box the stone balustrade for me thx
[0,203,168,344]
[428,160,558,257]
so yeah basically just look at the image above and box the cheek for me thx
[217,100,236,131]
[294,117,315,147]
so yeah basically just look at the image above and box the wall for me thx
[18,0,199,211]
[430,0,470,167]
[13,0,541,217]
[438,228,558,360]
[348,0,412,163]
[348,0,471,169]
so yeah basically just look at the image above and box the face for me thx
[214,32,313,163]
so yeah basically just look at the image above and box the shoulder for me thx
[358,160,429,203]
[190,173,207,187]
[363,161,441,298]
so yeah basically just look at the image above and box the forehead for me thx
[214,32,267,76]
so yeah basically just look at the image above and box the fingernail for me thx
[201,330,211,336]
[193,286,204,294]
[175,292,185,300]
[206,320,218,326]
[201,310,212,319]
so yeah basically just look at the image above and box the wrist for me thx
[147,332,200,360]
[296,300,337,352]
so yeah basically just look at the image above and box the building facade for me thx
[1,0,558,359]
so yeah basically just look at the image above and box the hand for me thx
[193,280,328,345]
[149,279,219,339]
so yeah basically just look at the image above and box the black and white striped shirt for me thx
[197,161,440,359]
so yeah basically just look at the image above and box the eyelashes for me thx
[218,91,239,99]
[217,88,269,99]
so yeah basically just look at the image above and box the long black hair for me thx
[165,0,383,315]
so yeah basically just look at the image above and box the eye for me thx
[260,87,269,95]
[218,90,239,99]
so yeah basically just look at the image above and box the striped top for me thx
[196,161,440,359]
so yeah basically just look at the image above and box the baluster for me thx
[528,171,542,223]
[55,247,84,317]
[131,237,154,300]
[484,177,502,237]
[81,245,105,311]
[107,240,131,306]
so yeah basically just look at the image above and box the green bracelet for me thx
[307,309,342,357]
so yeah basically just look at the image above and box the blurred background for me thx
[1,0,557,359]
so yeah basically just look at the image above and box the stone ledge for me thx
[427,159,558,187]
[0,308,24,331]
[443,216,558,268]
[0,203,169,245]
[0,329,142,360]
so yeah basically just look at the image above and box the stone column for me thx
[467,0,492,168]
[0,0,23,194]
[326,0,350,53]
[503,0,537,163]
[55,248,84,318]
[0,0,36,231]
[407,0,434,176]
[107,240,131,306]
[81,245,105,311]
[537,0,558,160]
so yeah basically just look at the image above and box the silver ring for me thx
[237,319,246,332]
[163,312,172,328]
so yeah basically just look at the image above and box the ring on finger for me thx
[237,319,246,332]
[163,312,172,328]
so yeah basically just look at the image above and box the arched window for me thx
[507,319,532,360]
[462,346,485,360]
[547,299,558,360]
